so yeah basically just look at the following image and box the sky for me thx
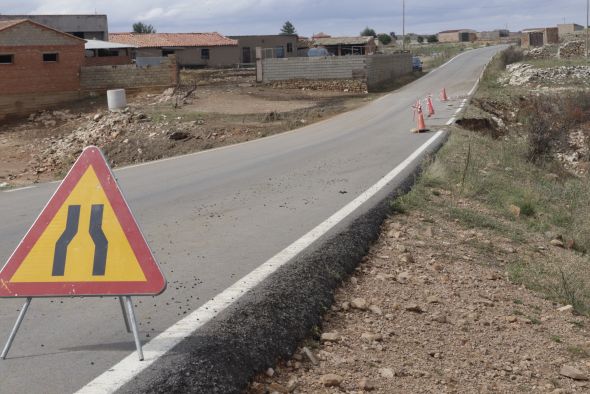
[1,0,588,36]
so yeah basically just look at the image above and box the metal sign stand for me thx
[1,296,144,361]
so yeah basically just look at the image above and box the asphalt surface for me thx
[0,46,501,393]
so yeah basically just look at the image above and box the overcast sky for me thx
[1,1,587,36]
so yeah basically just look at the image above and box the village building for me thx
[0,14,108,40]
[0,19,85,96]
[84,39,136,66]
[312,36,376,56]
[521,27,559,48]
[558,23,585,37]
[229,35,298,63]
[109,32,239,68]
[437,29,477,43]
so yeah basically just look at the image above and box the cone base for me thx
[411,127,430,133]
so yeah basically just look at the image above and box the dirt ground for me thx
[248,209,590,394]
[0,69,374,188]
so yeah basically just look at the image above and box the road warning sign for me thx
[0,146,166,297]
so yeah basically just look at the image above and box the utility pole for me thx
[402,0,406,51]
[587,0,589,59]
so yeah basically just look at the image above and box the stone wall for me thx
[80,55,178,91]
[261,54,411,92]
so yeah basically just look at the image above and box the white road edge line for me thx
[446,118,456,126]
[76,129,445,394]
[3,185,37,193]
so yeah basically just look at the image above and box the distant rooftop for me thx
[313,36,373,46]
[85,39,137,50]
[109,32,237,48]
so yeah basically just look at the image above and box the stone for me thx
[509,204,521,218]
[320,374,343,387]
[401,254,414,264]
[361,332,383,342]
[358,377,376,391]
[321,332,340,342]
[558,305,573,312]
[341,301,350,311]
[379,367,394,379]
[266,367,275,377]
[397,272,411,283]
[431,313,448,323]
[559,365,589,381]
[550,239,565,248]
[302,347,318,365]
[405,304,424,313]
[268,382,288,393]
[369,305,383,315]
[93,113,103,122]
[426,296,441,304]
[286,377,299,392]
[351,298,368,310]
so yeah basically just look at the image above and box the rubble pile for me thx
[499,63,590,86]
[558,40,586,58]
[556,128,590,176]
[28,108,150,174]
[524,45,557,60]
[269,79,368,93]
[27,110,79,128]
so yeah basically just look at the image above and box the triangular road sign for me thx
[0,146,166,297]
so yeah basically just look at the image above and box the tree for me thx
[417,36,424,44]
[133,22,156,34]
[377,33,392,45]
[427,35,439,43]
[280,21,297,35]
[360,27,377,38]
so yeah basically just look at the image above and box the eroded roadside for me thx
[247,48,590,393]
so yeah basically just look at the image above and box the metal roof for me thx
[85,39,137,50]
[313,36,373,46]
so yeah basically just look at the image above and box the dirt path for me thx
[249,209,590,393]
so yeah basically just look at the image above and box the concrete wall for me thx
[262,53,412,91]
[0,15,108,40]
[366,53,412,89]
[135,46,239,67]
[80,55,178,91]
[558,24,584,37]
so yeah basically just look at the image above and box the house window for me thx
[162,49,175,57]
[275,46,285,58]
[287,43,293,53]
[0,54,14,64]
[201,48,210,60]
[43,53,58,62]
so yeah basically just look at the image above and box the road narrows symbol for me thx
[90,204,108,276]
[52,205,81,277]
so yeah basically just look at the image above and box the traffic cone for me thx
[440,88,449,102]
[426,95,435,117]
[411,101,428,133]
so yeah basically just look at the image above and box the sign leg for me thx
[119,297,131,333]
[1,297,32,360]
[124,296,144,361]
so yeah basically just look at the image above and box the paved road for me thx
[0,46,501,393]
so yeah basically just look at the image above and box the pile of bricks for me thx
[269,79,368,93]
[558,40,586,58]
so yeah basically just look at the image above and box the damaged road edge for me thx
[91,131,448,394]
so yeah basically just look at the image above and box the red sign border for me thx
[0,146,167,297]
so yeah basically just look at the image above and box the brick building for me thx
[312,36,377,56]
[229,35,298,63]
[437,29,477,43]
[0,19,85,95]
[0,14,108,40]
[521,28,559,48]
[109,32,239,68]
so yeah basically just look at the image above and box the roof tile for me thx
[109,32,238,48]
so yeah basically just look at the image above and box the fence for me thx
[261,53,412,91]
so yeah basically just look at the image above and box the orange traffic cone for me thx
[440,88,449,102]
[411,100,428,133]
[426,95,435,117]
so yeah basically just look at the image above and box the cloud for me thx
[2,0,586,35]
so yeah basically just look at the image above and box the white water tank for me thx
[107,89,127,111]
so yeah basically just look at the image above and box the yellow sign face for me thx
[10,167,146,283]
[0,146,166,297]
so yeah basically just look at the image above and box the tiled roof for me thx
[109,32,238,48]
[0,19,28,31]
[313,36,374,46]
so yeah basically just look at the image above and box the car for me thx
[412,56,423,72]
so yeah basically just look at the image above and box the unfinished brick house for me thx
[0,19,85,117]
[109,32,239,68]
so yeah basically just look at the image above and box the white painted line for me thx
[76,130,446,394]
[455,108,462,115]
[446,118,456,125]
[3,185,36,193]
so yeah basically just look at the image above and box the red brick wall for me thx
[0,44,85,94]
